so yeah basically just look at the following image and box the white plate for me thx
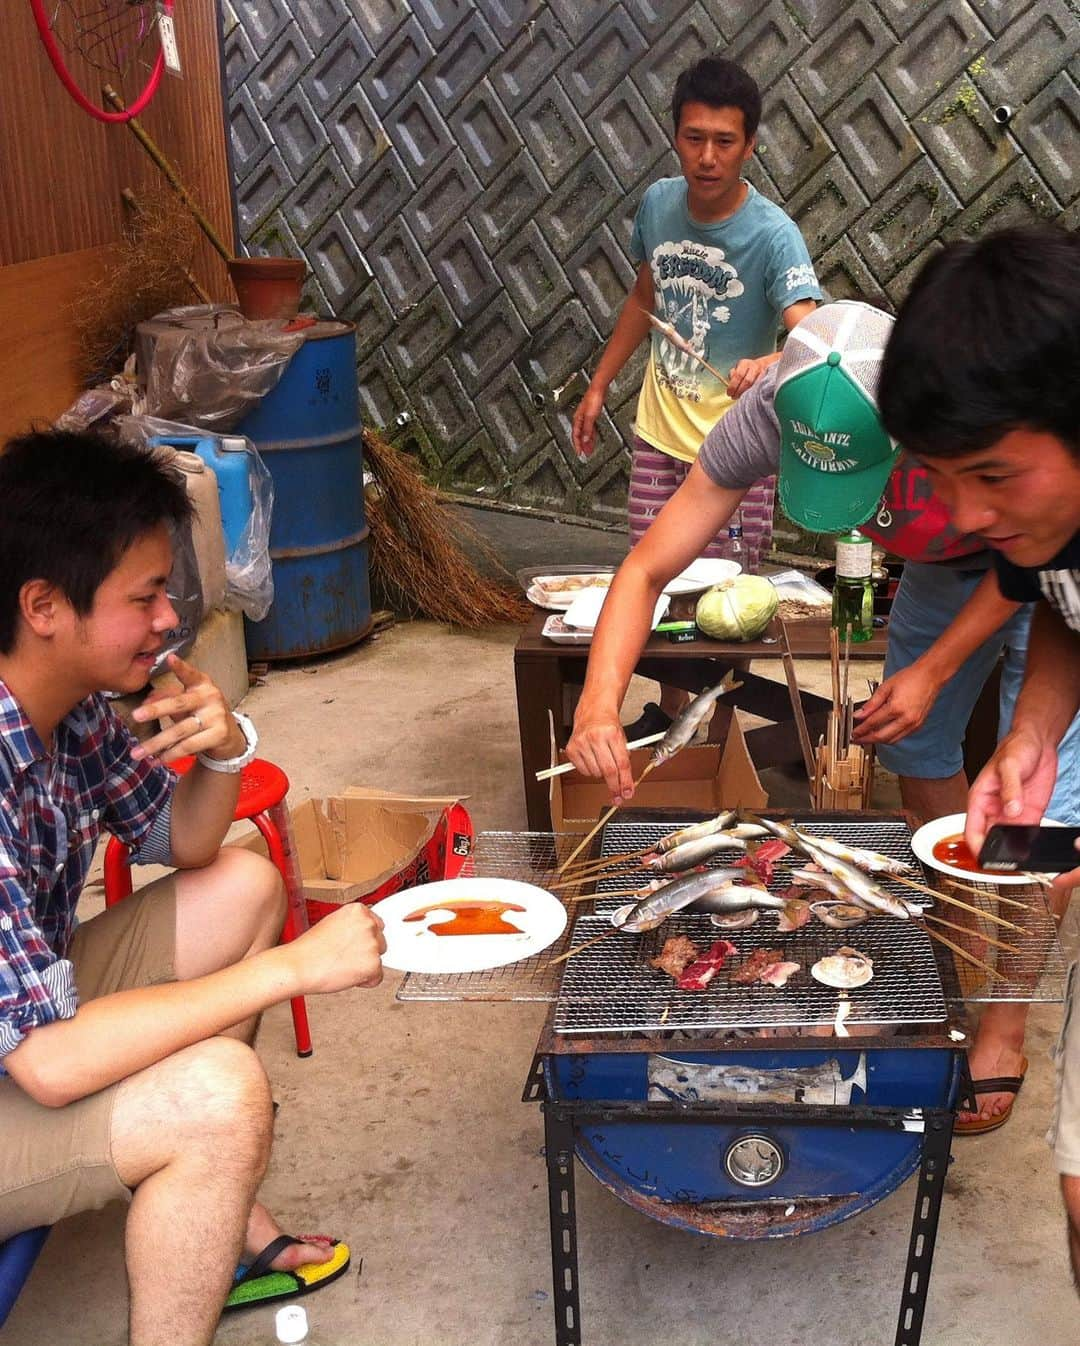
[527,573,613,610]
[374,877,568,973]
[541,614,593,643]
[562,585,669,632]
[662,557,742,596]
[910,812,1064,885]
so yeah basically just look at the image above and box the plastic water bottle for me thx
[276,1305,313,1344]
[726,509,747,571]
[831,528,874,643]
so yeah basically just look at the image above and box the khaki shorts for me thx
[1049,963,1080,1176]
[0,876,176,1239]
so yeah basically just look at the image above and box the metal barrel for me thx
[240,320,372,660]
[546,1048,960,1240]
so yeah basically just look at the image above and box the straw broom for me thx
[362,428,533,628]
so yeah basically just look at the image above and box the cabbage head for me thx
[695,575,779,641]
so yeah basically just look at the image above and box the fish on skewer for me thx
[800,834,916,876]
[790,866,919,920]
[611,870,778,934]
[558,671,742,873]
[643,832,751,872]
[654,811,738,853]
[643,310,731,388]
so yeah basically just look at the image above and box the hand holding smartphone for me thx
[977,824,1080,874]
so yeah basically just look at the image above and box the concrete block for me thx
[229,86,272,178]
[306,211,369,311]
[450,78,519,186]
[345,149,415,248]
[793,2,895,117]
[916,77,1017,205]
[292,0,347,49]
[449,292,530,394]
[519,79,590,189]
[494,219,572,329]
[759,75,835,197]
[624,0,697,41]
[969,0,1080,110]
[490,9,572,114]
[477,361,549,465]
[429,222,501,321]
[412,0,471,47]
[1015,71,1080,206]
[635,10,723,120]
[368,217,437,316]
[785,156,869,258]
[224,24,259,95]
[405,150,484,251]
[283,147,352,244]
[233,0,291,57]
[301,19,374,118]
[468,150,549,253]
[945,159,1062,242]
[412,357,480,458]
[559,9,649,116]
[427,9,501,113]
[877,0,989,117]
[236,147,294,236]
[852,159,961,280]
[826,74,921,197]
[365,14,435,115]
[730,2,811,94]
[351,0,405,49]
[814,235,889,307]
[565,225,636,332]
[591,77,667,192]
[326,83,382,181]
[518,299,597,393]
[357,346,408,430]
[249,29,313,116]
[386,83,455,186]
[266,84,322,178]
[538,149,624,261]
[386,288,461,385]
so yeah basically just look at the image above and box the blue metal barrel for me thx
[240,320,371,660]
[546,1047,959,1239]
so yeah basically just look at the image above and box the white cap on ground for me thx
[275,1304,309,1343]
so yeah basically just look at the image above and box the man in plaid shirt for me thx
[0,431,386,1345]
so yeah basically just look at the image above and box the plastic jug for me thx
[149,434,254,557]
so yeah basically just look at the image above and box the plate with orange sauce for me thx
[374,877,568,973]
[910,812,1064,885]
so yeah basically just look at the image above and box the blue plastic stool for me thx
[0,1226,50,1326]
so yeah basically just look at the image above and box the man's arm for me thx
[727,298,817,399]
[572,262,654,458]
[566,461,745,799]
[4,901,385,1107]
[965,602,1080,890]
[854,569,1021,744]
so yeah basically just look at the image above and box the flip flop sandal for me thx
[954,1057,1029,1136]
[224,1235,350,1311]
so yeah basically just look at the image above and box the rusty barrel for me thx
[241,319,372,660]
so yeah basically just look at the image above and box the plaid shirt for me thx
[0,677,175,1059]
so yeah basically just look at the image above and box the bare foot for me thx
[960,1036,1027,1123]
[244,1202,335,1271]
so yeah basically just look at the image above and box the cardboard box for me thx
[238,787,473,918]
[548,711,767,833]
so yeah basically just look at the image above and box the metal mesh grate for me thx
[552,910,945,1033]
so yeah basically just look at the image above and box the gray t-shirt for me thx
[697,365,782,491]
[697,365,992,569]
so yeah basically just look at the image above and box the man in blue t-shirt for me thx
[879,225,1080,1290]
[572,55,820,736]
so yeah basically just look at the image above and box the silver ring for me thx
[192,712,204,731]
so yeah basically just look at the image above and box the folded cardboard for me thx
[238,787,470,907]
[548,709,767,834]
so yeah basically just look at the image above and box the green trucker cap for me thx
[774,301,900,534]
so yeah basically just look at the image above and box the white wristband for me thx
[196,711,258,774]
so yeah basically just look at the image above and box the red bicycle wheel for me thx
[29,0,172,123]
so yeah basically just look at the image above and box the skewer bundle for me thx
[812,628,874,809]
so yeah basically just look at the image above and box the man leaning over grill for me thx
[877,225,1080,1291]
[0,430,386,1345]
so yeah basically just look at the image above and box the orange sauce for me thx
[932,833,988,874]
[403,899,527,936]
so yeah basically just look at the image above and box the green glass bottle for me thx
[832,529,874,643]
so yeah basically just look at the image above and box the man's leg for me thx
[111,1038,274,1346]
[897,771,968,827]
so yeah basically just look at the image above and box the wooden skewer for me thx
[891,875,1028,927]
[556,848,650,879]
[921,912,1022,955]
[535,731,666,780]
[924,926,1007,983]
[569,887,648,903]
[550,868,641,893]
[548,926,622,965]
[942,876,1031,910]
[558,761,658,873]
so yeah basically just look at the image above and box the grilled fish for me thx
[654,811,737,853]
[796,834,915,877]
[651,671,740,765]
[612,868,754,933]
[644,832,749,872]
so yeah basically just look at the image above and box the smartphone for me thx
[977,824,1080,873]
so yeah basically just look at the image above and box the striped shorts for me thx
[627,437,776,572]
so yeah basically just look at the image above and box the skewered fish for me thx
[610,867,747,933]
[800,834,915,876]
[643,832,749,872]
[652,671,740,765]
[654,812,737,853]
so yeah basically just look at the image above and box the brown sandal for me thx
[955,1056,1028,1136]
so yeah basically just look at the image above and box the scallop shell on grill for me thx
[810,901,869,930]
[811,946,874,988]
[709,909,760,930]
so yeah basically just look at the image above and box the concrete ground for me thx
[7,510,1078,1345]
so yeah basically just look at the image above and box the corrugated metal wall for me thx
[224,0,1080,529]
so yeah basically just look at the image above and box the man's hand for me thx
[566,705,635,804]
[285,903,387,994]
[572,385,606,459]
[726,352,780,399]
[131,654,242,763]
[853,662,940,745]
[964,725,1059,857]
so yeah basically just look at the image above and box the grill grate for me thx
[552,910,945,1033]
[396,821,1067,1016]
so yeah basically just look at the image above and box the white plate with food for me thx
[374,877,568,974]
[911,812,1064,885]
[541,614,593,644]
[662,557,742,597]
[526,572,614,610]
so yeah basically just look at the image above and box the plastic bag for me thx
[118,415,275,622]
[134,305,304,431]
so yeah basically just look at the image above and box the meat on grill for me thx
[649,935,701,980]
[735,839,791,884]
[757,960,801,987]
[676,939,738,991]
[732,947,787,984]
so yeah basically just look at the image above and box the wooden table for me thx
[513,610,887,829]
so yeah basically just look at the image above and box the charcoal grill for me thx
[398,809,1067,1346]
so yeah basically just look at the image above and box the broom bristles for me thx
[363,428,532,628]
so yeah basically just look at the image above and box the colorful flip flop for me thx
[954,1056,1029,1136]
[224,1235,350,1311]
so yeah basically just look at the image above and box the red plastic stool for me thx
[103,756,313,1057]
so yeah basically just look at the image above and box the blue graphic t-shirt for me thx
[630,177,821,462]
